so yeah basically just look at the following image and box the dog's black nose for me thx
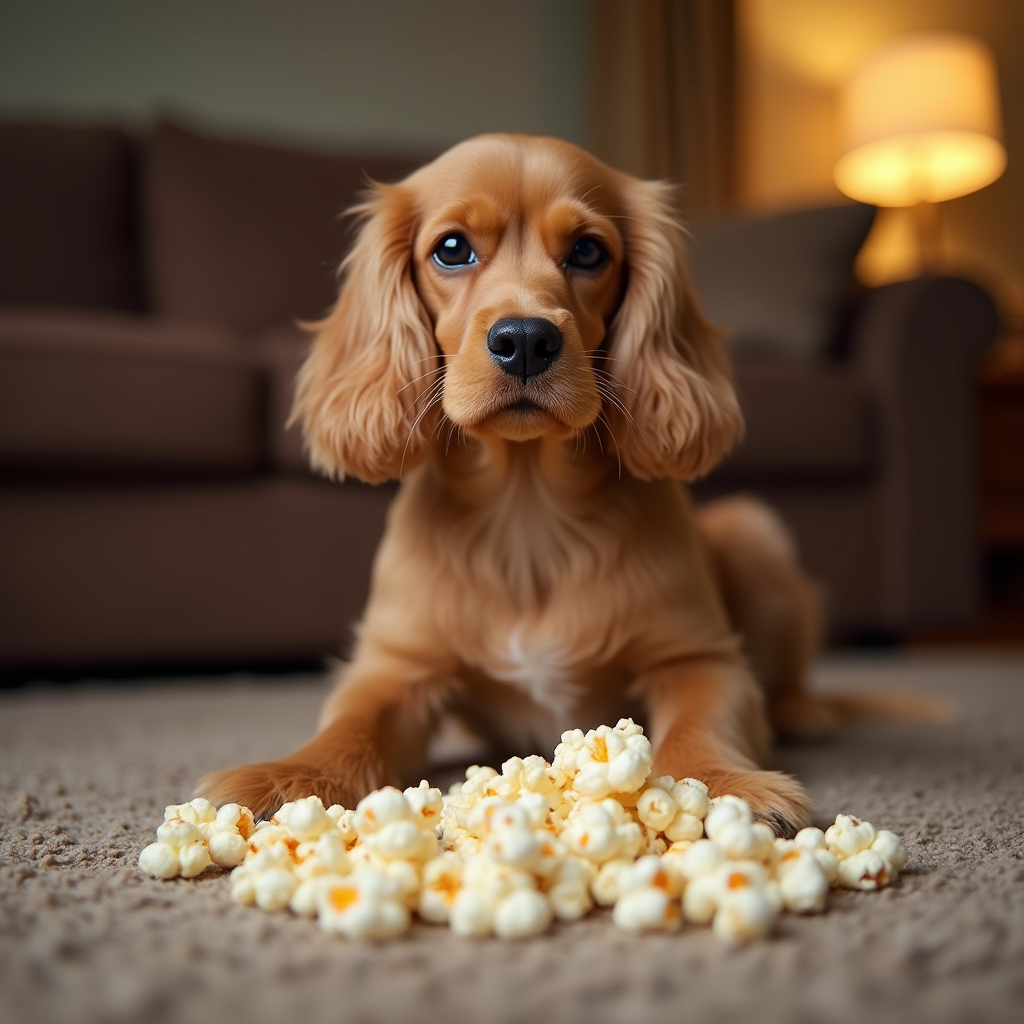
[486,317,562,381]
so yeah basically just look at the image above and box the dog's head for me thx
[293,134,742,483]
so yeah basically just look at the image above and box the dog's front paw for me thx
[196,761,372,820]
[702,768,812,838]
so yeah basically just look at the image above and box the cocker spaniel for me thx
[202,134,847,835]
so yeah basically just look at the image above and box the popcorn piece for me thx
[563,800,643,863]
[492,888,553,938]
[449,887,497,936]
[775,847,829,913]
[276,796,334,841]
[290,876,333,918]
[573,721,654,799]
[836,848,892,891]
[552,729,586,774]
[684,860,774,931]
[619,854,684,899]
[156,817,199,850]
[254,867,297,911]
[363,820,437,863]
[214,802,256,840]
[138,841,180,879]
[674,838,725,881]
[713,886,778,943]
[546,857,594,921]
[327,806,359,848]
[591,857,634,907]
[635,786,678,833]
[613,887,681,934]
[208,831,248,869]
[484,823,541,870]
[612,858,683,933]
[404,781,444,832]
[178,839,209,880]
[872,830,908,873]
[318,870,410,940]
[714,820,775,862]
[703,796,753,841]
[825,814,877,859]
[419,853,464,924]
[353,787,414,838]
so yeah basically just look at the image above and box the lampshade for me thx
[835,33,1006,207]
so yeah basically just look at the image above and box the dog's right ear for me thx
[291,183,440,483]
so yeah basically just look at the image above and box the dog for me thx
[201,133,853,836]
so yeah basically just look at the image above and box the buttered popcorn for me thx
[139,719,909,943]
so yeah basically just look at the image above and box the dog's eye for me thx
[432,234,477,268]
[567,236,608,270]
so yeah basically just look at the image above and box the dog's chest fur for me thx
[490,622,583,722]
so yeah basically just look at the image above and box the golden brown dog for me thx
[202,134,847,835]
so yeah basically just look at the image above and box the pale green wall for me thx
[0,0,589,153]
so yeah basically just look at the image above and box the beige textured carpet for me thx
[2,651,1023,1024]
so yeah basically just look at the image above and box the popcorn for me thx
[253,867,298,911]
[138,841,180,879]
[571,721,654,799]
[824,815,908,890]
[208,831,248,868]
[353,787,415,837]
[545,857,594,921]
[492,888,553,938]
[140,721,907,945]
[774,847,830,912]
[712,884,779,943]
[318,869,410,940]
[836,848,893,891]
[825,814,877,858]
[419,852,464,923]
[613,887,681,934]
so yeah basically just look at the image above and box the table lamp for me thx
[834,32,1006,272]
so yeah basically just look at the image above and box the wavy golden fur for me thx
[202,134,845,834]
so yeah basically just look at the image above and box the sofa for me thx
[0,121,998,674]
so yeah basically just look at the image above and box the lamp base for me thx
[912,200,943,275]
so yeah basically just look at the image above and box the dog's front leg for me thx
[199,645,451,818]
[643,656,811,837]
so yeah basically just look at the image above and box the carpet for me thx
[2,651,1023,1024]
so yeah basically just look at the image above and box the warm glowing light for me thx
[835,33,1006,207]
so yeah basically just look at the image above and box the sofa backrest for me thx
[144,121,424,334]
[0,123,144,311]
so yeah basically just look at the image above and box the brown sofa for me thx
[0,121,998,674]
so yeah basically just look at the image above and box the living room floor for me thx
[2,650,1022,1024]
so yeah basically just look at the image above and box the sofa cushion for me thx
[711,360,874,481]
[688,203,876,361]
[249,323,311,474]
[145,121,424,334]
[0,309,260,475]
[0,123,143,311]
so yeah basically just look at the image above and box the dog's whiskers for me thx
[399,380,446,475]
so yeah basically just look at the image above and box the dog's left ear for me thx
[291,182,440,483]
[603,179,743,481]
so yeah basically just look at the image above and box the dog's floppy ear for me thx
[604,179,743,481]
[292,183,439,483]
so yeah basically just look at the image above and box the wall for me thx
[0,0,588,155]
[736,0,1024,319]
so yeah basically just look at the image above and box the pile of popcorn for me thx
[139,719,907,943]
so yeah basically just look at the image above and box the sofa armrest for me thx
[851,276,998,627]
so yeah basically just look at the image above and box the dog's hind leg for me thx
[696,496,839,741]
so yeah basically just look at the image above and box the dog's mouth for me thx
[505,399,544,415]
[467,391,574,441]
